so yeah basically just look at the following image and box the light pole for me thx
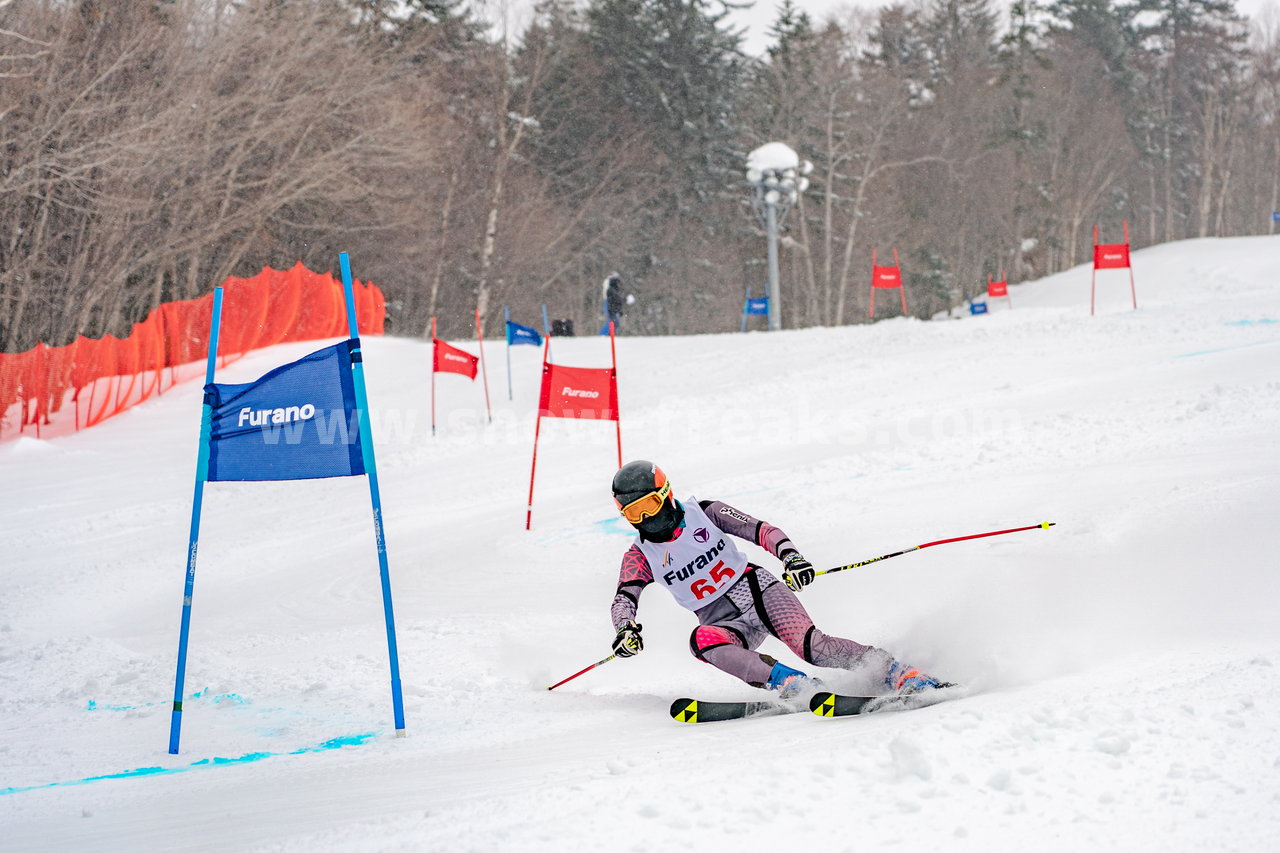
[745,142,811,331]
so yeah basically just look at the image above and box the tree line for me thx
[2,0,1276,352]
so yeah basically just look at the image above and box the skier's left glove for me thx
[780,550,815,592]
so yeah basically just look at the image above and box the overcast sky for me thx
[485,0,1280,59]
[724,0,1280,55]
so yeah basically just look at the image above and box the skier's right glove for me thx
[781,550,815,592]
[612,620,644,657]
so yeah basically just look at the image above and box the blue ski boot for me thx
[766,662,821,699]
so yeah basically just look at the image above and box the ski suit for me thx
[610,496,893,688]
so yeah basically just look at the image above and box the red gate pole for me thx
[609,321,621,467]
[869,249,877,319]
[1090,226,1098,317]
[525,335,551,530]
[895,247,907,315]
[1125,220,1137,310]
[430,317,437,436]
[475,307,492,423]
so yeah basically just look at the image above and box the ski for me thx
[672,686,964,723]
[809,691,876,716]
[809,687,962,717]
[669,697,800,723]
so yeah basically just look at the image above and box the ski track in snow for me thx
[1,235,1279,851]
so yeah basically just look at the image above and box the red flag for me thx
[433,339,478,379]
[539,363,617,420]
[988,278,1008,298]
[871,265,903,289]
[1093,243,1131,269]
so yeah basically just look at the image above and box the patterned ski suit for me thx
[610,496,894,688]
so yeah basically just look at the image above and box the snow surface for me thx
[2,236,1279,851]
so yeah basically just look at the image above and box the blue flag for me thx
[745,297,769,316]
[204,341,365,482]
[506,320,542,347]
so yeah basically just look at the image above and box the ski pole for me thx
[547,653,617,691]
[815,521,1055,580]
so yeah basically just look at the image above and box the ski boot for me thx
[885,660,953,696]
[766,661,822,699]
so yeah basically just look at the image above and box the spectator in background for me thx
[603,272,624,330]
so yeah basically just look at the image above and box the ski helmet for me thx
[612,460,682,539]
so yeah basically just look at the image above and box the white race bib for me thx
[636,496,750,611]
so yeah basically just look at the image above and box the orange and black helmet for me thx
[612,460,683,538]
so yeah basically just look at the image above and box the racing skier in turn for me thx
[608,460,951,699]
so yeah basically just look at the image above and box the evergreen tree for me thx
[920,0,999,86]
[583,0,748,209]
[765,0,817,72]
[754,0,820,139]
[573,0,751,331]
[1131,0,1250,239]
[996,0,1051,280]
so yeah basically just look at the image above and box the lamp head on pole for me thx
[743,143,810,333]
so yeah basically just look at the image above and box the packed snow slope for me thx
[2,236,1278,852]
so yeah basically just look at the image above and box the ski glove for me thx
[612,620,644,657]
[781,550,815,592]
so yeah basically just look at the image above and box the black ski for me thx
[669,697,798,723]
[672,686,962,723]
[809,691,875,716]
[809,687,961,717]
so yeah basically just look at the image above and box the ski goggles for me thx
[615,477,672,525]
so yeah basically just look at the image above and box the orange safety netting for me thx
[0,261,386,441]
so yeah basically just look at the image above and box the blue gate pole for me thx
[168,287,224,754]
[540,304,550,337]
[504,306,514,401]
[741,287,751,333]
[338,253,406,738]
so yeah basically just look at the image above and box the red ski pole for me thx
[815,521,1055,580]
[547,654,617,691]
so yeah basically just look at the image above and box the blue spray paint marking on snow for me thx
[87,688,248,713]
[1175,338,1280,359]
[87,699,155,712]
[592,516,632,536]
[1224,318,1277,326]
[0,731,377,797]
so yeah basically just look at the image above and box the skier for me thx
[608,460,949,698]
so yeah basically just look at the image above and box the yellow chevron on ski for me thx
[674,699,699,723]
[814,694,836,717]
